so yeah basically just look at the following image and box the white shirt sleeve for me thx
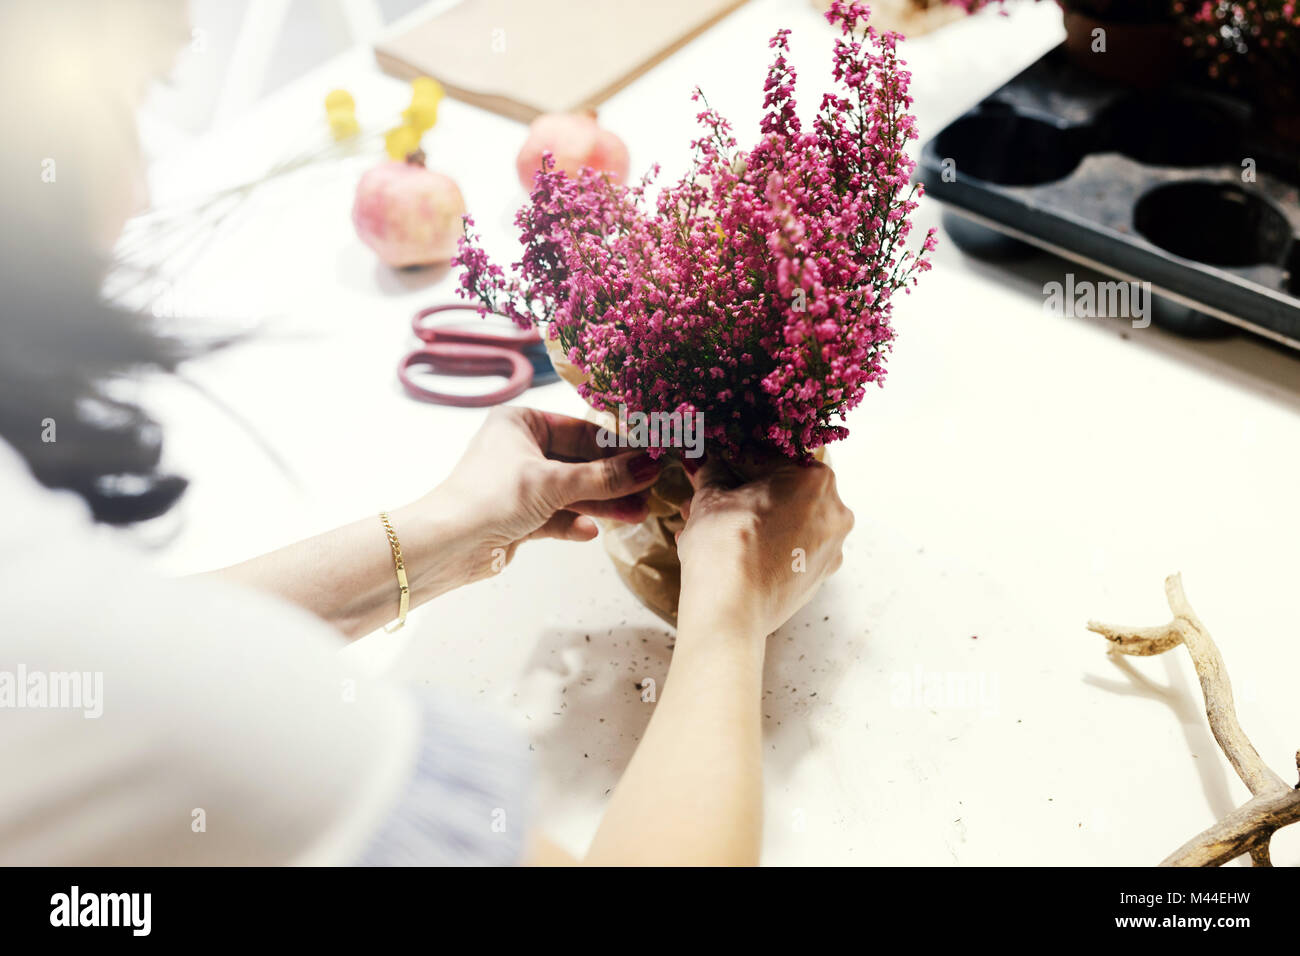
[0,445,529,865]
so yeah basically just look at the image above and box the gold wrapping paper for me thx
[546,333,687,623]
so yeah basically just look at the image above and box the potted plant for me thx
[1057,0,1181,86]
[455,1,936,619]
[1175,0,1300,142]
[938,0,1182,87]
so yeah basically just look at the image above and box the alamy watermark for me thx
[596,404,705,458]
[890,665,999,716]
[1043,274,1151,329]
[0,665,102,718]
[50,886,150,936]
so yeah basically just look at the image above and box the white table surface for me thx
[134,0,1300,865]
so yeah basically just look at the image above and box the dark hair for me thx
[0,222,193,524]
[0,0,196,524]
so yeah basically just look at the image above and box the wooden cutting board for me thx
[375,0,751,124]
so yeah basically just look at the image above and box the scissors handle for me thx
[412,304,541,347]
[398,343,534,408]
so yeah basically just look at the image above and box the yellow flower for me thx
[385,124,421,160]
[402,76,444,133]
[410,76,444,106]
[402,100,438,133]
[328,108,360,141]
[324,88,355,113]
[324,89,359,141]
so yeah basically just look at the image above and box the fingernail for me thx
[628,453,660,483]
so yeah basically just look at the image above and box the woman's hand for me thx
[675,456,853,638]
[413,406,663,588]
[585,454,851,865]
[204,407,660,639]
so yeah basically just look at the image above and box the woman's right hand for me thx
[675,456,853,638]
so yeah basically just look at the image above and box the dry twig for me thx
[1087,573,1300,866]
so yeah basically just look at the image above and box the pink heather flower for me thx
[453,0,936,460]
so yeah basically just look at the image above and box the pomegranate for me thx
[516,109,630,192]
[352,151,466,268]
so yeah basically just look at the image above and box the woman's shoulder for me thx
[0,440,531,866]
[0,439,410,864]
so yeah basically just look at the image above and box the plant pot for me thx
[1252,62,1300,145]
[1267,110,1300,145]
[544,334,688,624]
[1058,1,1180,89]
[545,333,827,626]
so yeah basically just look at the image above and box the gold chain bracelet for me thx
[378,512,409,633]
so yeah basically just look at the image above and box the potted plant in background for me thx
[1175,0,1300,143]
[947,1,1298,139]
[940,0,1182,87]
[1057,0,1181,86]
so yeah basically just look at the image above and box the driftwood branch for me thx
[1086,573,1300,867]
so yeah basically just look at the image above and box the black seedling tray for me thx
[918,45,1300,349]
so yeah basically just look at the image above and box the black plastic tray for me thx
[918,45,1300,349]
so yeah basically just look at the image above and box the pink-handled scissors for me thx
[397,304,555,408]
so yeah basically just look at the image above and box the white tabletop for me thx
[137,0,1300,865]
